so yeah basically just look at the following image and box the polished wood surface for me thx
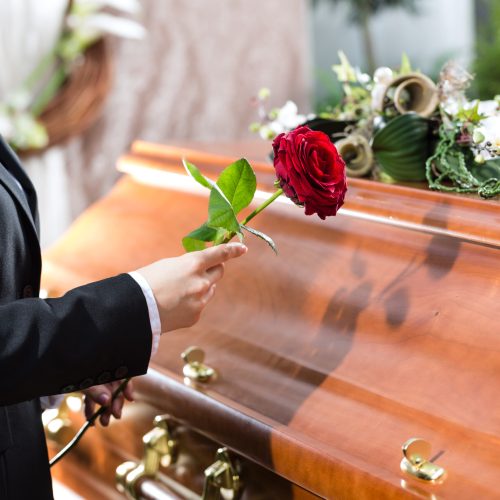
[43,141,500,499]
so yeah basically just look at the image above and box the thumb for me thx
[199,242,247,269]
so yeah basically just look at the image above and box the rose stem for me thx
[221,188,283,244]
[241,188,283,226]
[49,378,130,468]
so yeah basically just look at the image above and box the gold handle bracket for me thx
[203,448,242,500]
[116,415,178,499]
[143,415,178,472]
[400,438,447,485]
[43,394,84,445]
[182,346,216,384]
[116,423,242,500]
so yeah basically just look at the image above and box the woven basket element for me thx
[37,38,112,150]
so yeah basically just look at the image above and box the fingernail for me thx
[227,242,247,251]
[98,394,110,405]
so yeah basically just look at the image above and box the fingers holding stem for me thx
[89,378,131,427]
[49,378,133,468]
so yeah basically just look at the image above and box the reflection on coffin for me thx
[42,141,500,499]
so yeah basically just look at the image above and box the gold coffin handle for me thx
[116,416,242,500]
[400,438,447,485]
[202,448,241,500]
[182,346,216,384]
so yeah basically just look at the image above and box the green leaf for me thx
[183,159,214,190]
[216,158,257,215]
[182,238,207,252]
[455,101,486,124]
[208,186,241,233]
[373,114,429,149]
[372,114,431,181]
[182,223,221,252]
[332,50,357,83]
[470,159,500,183]
[242,225,277,255]
[400,52,412,75]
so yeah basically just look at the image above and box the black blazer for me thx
[0,136,152,499]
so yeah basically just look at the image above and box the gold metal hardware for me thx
[203,448,242,500]
[116,417,242,500]
[43,394,83,445]
[400,438,447,484]
[116,415,178,499]
[182,346,216,383]
[144,415,178,471]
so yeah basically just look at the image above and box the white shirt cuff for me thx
[128,271,161,357]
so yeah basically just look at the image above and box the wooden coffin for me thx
[42,141,500,499]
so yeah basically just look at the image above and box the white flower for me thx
[442,99,460,117]
[0,112,14,140]
[443,98,485,120]
[371,67,394,111]
[68,12,146,40]
[258,125,277,140]
[356,70,371,85]
[474,115,500,159]
[374,67,393,85]
[276,101,306,131]
[477,100,499,117]
[253,100,313,141]
[371,84,386,111]
[269,121,286,136]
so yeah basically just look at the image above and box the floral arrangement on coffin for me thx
[250,52,500,199]
[0,0,145,151]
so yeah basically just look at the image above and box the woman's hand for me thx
[136,243,247,333]
[81,379,134,426]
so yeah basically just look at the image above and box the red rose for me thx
[272,126,347,219]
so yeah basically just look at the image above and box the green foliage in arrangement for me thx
[372,113,432,181]
[425,125,500,198]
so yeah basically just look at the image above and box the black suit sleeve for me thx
[0,273,152,406]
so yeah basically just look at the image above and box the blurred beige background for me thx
[22,0,310,248]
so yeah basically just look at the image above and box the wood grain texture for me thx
[43,142,500,499]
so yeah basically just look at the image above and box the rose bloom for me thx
[272,126,347,219]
